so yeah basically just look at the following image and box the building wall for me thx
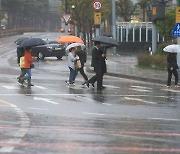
[48,0,62,31]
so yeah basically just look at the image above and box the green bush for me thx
[138,53,153,67]
[152,54,167,70]
[137,53,167,70]
[157,43,170,54]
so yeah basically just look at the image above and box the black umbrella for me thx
[92,35,118,47]
[20,38,46,47]
[14,37,29,45]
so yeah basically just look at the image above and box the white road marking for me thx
[34,97,59,105]
[2,84,47,90]
[82,112,105,116]
[131,85,152,90]
[28,107,49,111]
[149,118,180,121]
[0,102,30,153]
[2,85,19,89]
[161,88,180,93]
[124,97,156,104]
[103,85,120,89]
[34,85,47,89]
[129,88,152,92]
[102,103,112,106]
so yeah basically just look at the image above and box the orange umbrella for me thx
[57,35,84,44]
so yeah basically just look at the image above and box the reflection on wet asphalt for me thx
[0,33,180,153]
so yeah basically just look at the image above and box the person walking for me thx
[88,41,106,90]
[76,48,89,87]
[167,52,179,88]
[18,46,36,87]
[66,47,79,86]
[17,46,26,82]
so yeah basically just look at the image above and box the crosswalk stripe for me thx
[131,85,152,90]
[161,89,180,93]
[124,97,156,104]
[2,84,47,90]
[129,88,152,92]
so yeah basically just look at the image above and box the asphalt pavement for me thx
[86,53,171,85]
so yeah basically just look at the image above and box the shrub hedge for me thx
[137,53,167,70]
[137,43,172,70]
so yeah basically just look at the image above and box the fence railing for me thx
[0,28,46,38]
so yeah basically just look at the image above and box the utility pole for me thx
[151,0,165,53]
[112,0,116,54]
[65,0,68,34]
[112,0,116,40]
[0,0,1,27]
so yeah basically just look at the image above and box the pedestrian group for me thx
[65,41,107,90]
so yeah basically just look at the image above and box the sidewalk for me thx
[86,54,169,85]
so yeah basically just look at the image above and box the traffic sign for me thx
[172,23,180,37]
[176,7,180,23]
[62,14,71,24]
[92,0,102,10]
[94,12,101,25]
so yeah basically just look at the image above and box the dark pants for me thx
[89,67,103,89]
[18,68,26,79]
[78,67,88,81]
[167,68,178,86]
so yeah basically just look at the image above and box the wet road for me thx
[0,33,180,154]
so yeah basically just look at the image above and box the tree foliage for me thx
[1,0,49,29]
[157,9,176,42]
[59,0,111,45]
[136,0,151,22]
[116,0,135,22]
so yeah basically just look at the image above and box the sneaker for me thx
[82,81,89,88]
[175,85,180,88]
[65,81,70,85]
[166,85,172,88]
[69,83,75,86]
[18,79,23,84]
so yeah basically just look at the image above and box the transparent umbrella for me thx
[163,44,180,53]
[66,43,85,51]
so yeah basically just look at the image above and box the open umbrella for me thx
[92,35,118,47]
[163,44,180,53]
[14,37,29,45]
[57,35,84,43]
[66,43,85,51]
[20,38,47,47]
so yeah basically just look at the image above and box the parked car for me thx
[31,42,66,60]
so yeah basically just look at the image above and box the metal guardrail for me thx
[0,28,46,38]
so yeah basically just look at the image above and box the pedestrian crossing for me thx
[1,83,180,94]
[0,83,179,106]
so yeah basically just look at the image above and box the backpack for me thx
[20,56,25,68]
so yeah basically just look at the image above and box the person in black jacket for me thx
[76,48,89,87]
[167,53,179,88]
[88,41,106,90]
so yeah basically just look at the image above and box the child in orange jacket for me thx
[18,46,36,86]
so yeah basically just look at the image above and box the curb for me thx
[86,68,166,85]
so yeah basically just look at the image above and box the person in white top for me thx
[66,47,79,85]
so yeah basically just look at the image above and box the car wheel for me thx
[57,56,62,60]
[38,52,44,60]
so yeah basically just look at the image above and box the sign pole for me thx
[92,0,102,36]
[177,0,180,66]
